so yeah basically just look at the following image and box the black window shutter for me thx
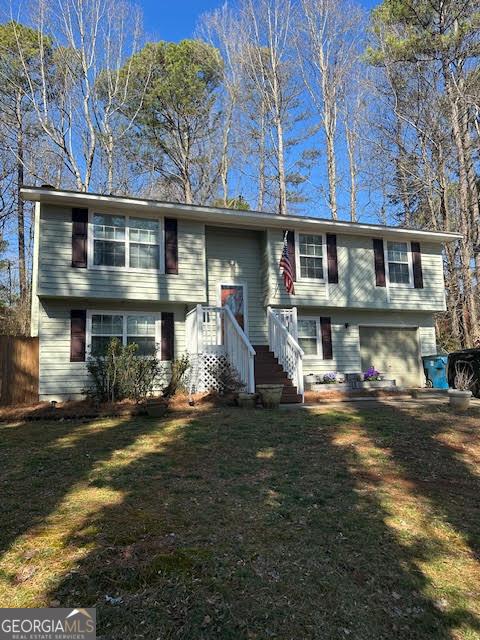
[373,238,386,287]
[161,312,174,361]
[326,234,338,283]
[164,218,178,274]
[411,242,424,289]
[72,208,88,268]
[320,317,333,360]
[70,310,86,362]
[285,230,296,281]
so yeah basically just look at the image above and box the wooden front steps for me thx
[253,345,302,404]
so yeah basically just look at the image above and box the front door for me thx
[220,284,247,331]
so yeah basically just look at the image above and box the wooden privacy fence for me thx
[0,336,39,405]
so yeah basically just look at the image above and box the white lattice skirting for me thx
[187,352,230,393]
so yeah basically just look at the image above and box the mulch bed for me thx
[0,392,227,422]
[0,399,149,422]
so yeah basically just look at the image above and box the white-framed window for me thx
[297,317,321,357]
[90,211,163,272]
[386,241,413,286]
[93,214,126,267]
[90,313,123,356]
[129,217,160,269]
[87,311,161,357]
[297,234,325,280]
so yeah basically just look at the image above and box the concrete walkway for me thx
[280,395,480,410]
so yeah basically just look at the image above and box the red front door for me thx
[220,284,245,330]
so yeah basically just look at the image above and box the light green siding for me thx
[205,226,267,344]
[38,204,206,303]
[266,230,446,311]
[38,299,187,400]
[299,308,436,378]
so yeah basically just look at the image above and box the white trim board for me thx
[21,186,462,244]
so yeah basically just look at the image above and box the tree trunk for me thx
[182,168,193,205]
[220,99,234,206]
[275,115,287,215]
[442,62,477,345]
[257,107,266,211]
[324,99,338,220]
[16,93,27,301]
[106,129,114,194]
[344,119,357,222]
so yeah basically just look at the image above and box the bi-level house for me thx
[22,186,460,403]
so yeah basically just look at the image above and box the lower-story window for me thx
[298,317,321,356]
[89,312,160,356]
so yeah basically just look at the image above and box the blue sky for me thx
[142,0,380,42]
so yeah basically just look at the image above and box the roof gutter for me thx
[20,186,462,243]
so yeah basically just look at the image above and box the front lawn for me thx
[1,402,479,639]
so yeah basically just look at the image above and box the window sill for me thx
[87,264,165,275]
[297,277,326,284]
[388,282,414,289]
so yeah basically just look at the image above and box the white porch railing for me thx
[186,304,256,393]
[273,307,299,341]
[267,306,304,399]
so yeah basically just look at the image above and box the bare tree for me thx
[299,0,364,220]
[198,4,244,206]
[8,0,147,193]
[95,3,149,194]
[240,0,298,215]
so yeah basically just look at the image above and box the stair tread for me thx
[253,344,302,402]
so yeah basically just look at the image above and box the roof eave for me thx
[20,187,462,243]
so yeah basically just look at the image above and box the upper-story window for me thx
[298,234,324,280]
[387,241,411,285]
[93,214,126,267]
[92,213,161,270]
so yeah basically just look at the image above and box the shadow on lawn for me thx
[2,404,468,639]
[370,401,480,559]
[0,414,158,557]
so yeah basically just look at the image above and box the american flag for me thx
[279,231,295,295]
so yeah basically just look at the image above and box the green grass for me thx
[1,402,480,639]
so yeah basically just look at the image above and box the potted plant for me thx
[448,363,474,411]
[305,373,317,384]
[323,372,337,384]
[238,391,258,408]
[145,397,169,417]
[363,366,383,381]
[256,384,284,409]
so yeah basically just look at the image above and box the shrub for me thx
[85,338,161,403]
[454,362,475,391]
[210,360,245,395]
[163,354,190,399]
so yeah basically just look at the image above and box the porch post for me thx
[196,304,204,353]
[292,307,299,341]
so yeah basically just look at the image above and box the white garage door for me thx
[359,327,421,387]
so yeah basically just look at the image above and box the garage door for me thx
[359,327,421,387]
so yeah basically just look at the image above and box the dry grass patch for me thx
[0,402,479,639]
